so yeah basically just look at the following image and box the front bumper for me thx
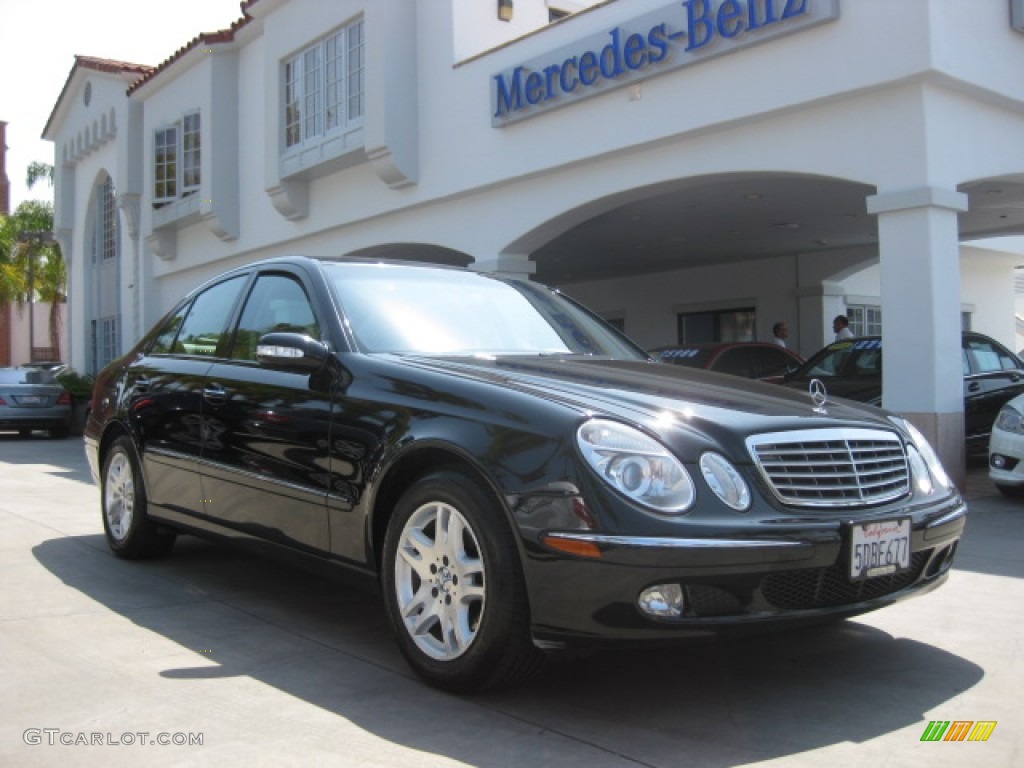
[988,428,1024,487]
[522,495,966,646]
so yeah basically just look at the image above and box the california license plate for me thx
[849,518,911,580]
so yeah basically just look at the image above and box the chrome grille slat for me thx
[746,428,910,508]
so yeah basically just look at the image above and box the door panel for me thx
[197,272,331,552]
[129,274,249,519]
[126,355,211,518]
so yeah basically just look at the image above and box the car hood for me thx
[397,355,901,461]
[779,375,882,405]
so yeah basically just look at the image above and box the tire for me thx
[381,470,541,693]
[995,482,1024,498]
[18,428,32,438]
[101,436,176,559]
[49,425,69,439]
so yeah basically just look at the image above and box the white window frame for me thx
[283,19,365,153]
[182,112,201,193]
[846,304,883,337]
[153,110,201,206]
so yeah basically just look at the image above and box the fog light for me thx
[638,583,685,618]
[991,454,1007,469]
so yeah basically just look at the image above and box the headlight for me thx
[577,420,695,514]
[905,444,933,495]
[891,417,952,493]
[995,404,1024,434]
[699,452,751,511]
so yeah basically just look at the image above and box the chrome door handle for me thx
[202,383,227,405]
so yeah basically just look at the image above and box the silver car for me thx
[0,367,73,438]
[989,390,1024,496]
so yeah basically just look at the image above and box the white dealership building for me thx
[42,0,1024,476]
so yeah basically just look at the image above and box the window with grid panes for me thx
[284,19,365,151]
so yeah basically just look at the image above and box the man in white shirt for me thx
[772,321,789,348]
[833,314,854,340]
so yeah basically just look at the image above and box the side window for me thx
[229,274,320,361]
[171,276,247,357]
[750,347,790,378]
[714,349,750,378]
[149,305,189,355]
[966,339,1005,375]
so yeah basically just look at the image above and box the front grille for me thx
[759,550,930,610]
[747,428,910,508]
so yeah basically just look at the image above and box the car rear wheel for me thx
[101,436,176,559]
[381,470,541,692]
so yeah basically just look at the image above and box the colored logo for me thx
[920,721,997,742]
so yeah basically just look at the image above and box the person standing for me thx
[833,314,854,340]
[771,321,789,348]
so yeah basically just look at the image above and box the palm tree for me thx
[26,162,54,189]
[0,199,65,360]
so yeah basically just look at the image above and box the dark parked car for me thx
[85,257,965,692]
[652,342,804,380]
[0,367,72,438]
[781,333,1024,454]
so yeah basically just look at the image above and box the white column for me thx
[471,254,537,280]
[866,186,967,485]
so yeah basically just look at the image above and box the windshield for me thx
[324,262,648,359]
[794,339,882,379]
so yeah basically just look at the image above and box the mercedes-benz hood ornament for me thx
[809,378,828,414]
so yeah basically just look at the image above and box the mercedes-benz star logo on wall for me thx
[809,378,828,414]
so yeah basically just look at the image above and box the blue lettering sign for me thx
[492,0,835,124]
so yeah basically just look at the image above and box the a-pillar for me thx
[866,186,967,488]
[471,254,536,281]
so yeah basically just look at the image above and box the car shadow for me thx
[0,433,92,484]
[33,532,984,767]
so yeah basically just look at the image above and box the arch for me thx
[499,171,878,285]
[958,173,1024,242]
[82,170,122,375]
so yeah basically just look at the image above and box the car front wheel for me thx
[101,436,176,559]
[381,470,541,692]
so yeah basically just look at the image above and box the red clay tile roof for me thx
[126,5,254,95]
[42,55,155,138]
[44,1,260,138]
[74,56,155,78]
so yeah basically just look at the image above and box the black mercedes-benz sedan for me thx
[84,257,966,692]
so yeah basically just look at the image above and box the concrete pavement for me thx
[0,434,1020,767]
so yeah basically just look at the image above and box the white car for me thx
[989,391,1024,496]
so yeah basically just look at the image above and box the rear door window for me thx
[152,276,247,358]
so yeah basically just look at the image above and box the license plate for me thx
[17,396,44,405]
[849,518,911,580]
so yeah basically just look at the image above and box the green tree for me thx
[26,161,54,189]
[0,199,65,360]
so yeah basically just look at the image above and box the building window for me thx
[153,111,200,206]
[98,316,119,370]
[847,305,882,336]
[154,126,177,203]
[100,177,116,262]
[284,19,365,151]
[182,112,201,192]
[677,307,755,343]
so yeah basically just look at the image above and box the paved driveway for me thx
[1,435,1020,767]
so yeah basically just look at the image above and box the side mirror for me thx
[256,332,329,371]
